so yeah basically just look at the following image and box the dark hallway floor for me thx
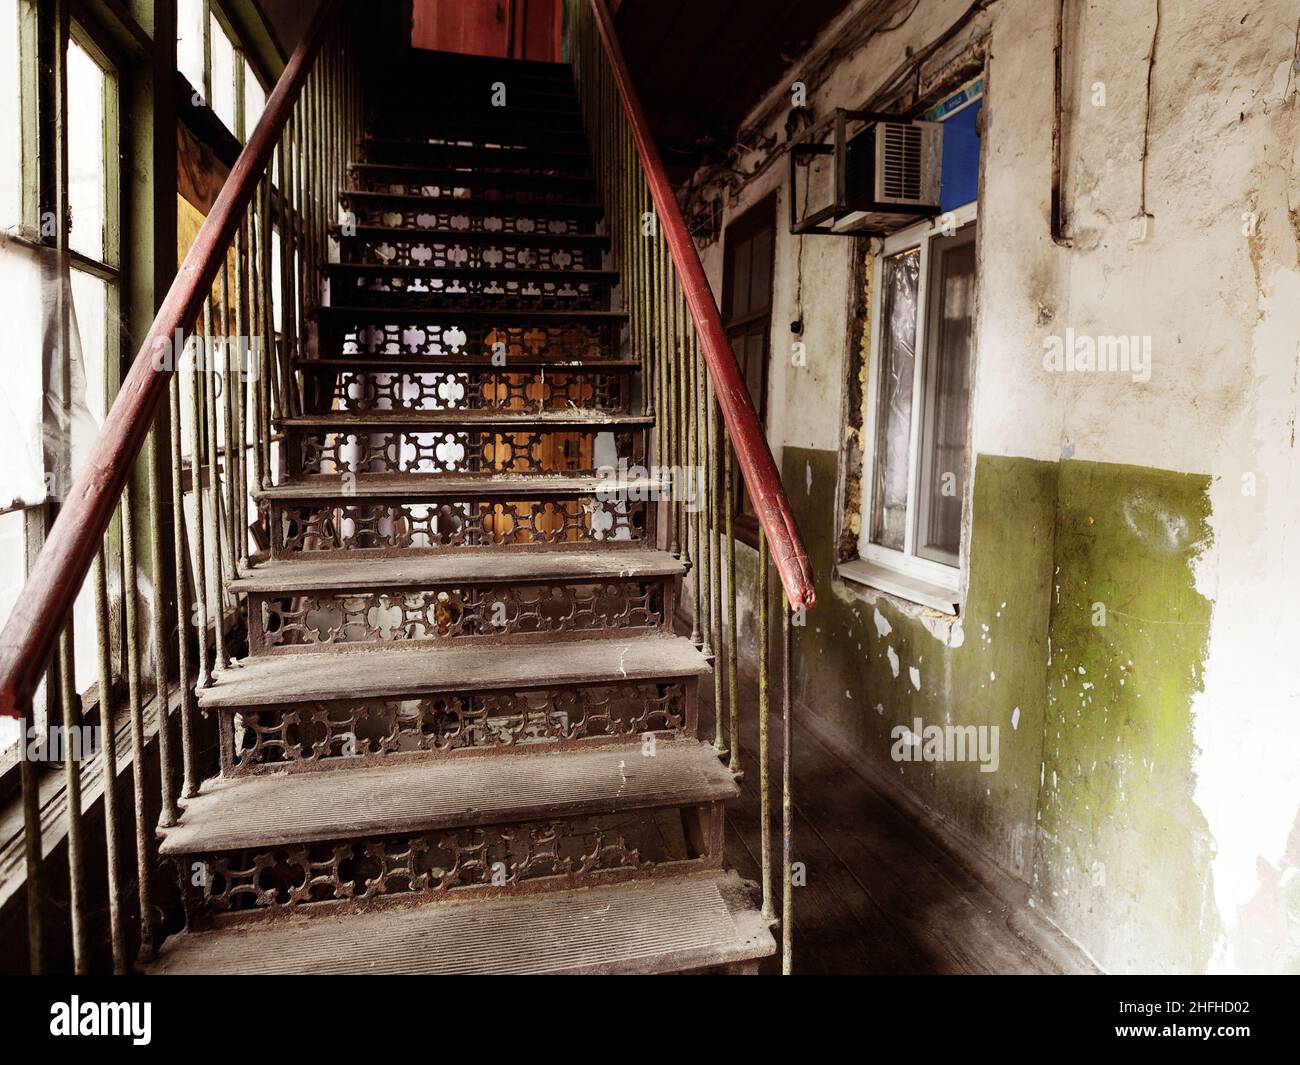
[701,672,1098,975]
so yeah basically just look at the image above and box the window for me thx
[721,194,776,543]
[847,82,981,613]
[179,1,263,142]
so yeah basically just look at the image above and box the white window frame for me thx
[856,198,977,607]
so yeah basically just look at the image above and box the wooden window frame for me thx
[720,192,777,549]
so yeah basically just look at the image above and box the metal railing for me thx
[0,0,361,973]
[568,0,817,973]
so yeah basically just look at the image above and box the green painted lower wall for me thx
[1034,461,1217,973]
[774,446,1217,972]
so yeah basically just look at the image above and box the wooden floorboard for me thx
[701,669,1083,975]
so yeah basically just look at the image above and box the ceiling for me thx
[614,0,857,180]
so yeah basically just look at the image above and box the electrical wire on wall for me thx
[1138,0,1161,219]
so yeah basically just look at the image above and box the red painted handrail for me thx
[0,0,340,719]
[586,0,817,612]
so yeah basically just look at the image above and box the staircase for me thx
[146,49,775,975]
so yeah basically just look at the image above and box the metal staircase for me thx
[145,48,775,976]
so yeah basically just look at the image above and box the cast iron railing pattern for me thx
[0,0,816,976]
[0,0,360,973]
[567,0,817,973]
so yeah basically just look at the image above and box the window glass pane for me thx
[0,241,47,508]
[917,230,976,564]
[70,269,108,420]
[210,13,237,133]
[869,246,920,552]
[67,38,106,260]
[727,235,752,319]
[244,68,267,139]
[0,0,21,228]
[748,227,773,315]
[177,0,205,98]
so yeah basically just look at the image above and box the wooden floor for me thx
[702,676,1096,975]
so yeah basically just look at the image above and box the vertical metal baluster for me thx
[202,299,227,672]
[59,630,89,971]
[170,371,199,789]
[757,530,773,920]
[220,263,236,583]
[687,319,700,647]
[147,431,178,829]
[708,381,724,754]
[726,431,740,776]
[121,483,155,962]
[249,188,266,493]
[233,221,247,570]
[95,547,126,974]
[189,321,211,688]
[676,290,688,565]
[20,704,42,973]
[782,593,794,975]
[697,331,712,660]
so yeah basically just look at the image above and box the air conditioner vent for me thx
[880,122,926,202]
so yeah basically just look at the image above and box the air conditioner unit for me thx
[789,110,943,236]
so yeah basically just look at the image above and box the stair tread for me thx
[283,409,652,427]
[231,547,684,592]
[144,871,772,975]
[255,472,662,501]
[296,357,640,370]
[348,162,594,185]
[337,223,608,244]
[160,739,732,853]
[319,305,625,320]
[325,263,615,280]
[257,471,660,496]
[340,189,601,213]
[197,633,708,709]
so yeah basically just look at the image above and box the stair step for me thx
[160,739,733,854]
[347,163,596,197]
[284,409,650,430]
[145,871,773,975]
[362,138,591,175]
[231,547,683,594]
[319,304,625,324]
[325,263,615,283]
[366,125,589,151]
[335,223,608,249]
[199,632,707,710]
[367,106,584,135]
[340,189,602,218]
[296,356,639,371]
[255,472,662,502]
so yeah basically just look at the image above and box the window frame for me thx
[857,198,978,601]
[720,192,777,548]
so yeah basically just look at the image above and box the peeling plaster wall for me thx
[686,0,1300,973]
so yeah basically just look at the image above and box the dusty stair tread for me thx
[230,547,684,592]
[346,163,595,190]
[336,223,608,246]
[324,263,615,282]
[318,304,627,321]
[283,409,652,429]
[144,872,772,975]
[295,357,641,372]
[197,633,709,709]
[255,472,664,502]
[160,739,734,854]
[339,189,602,215]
